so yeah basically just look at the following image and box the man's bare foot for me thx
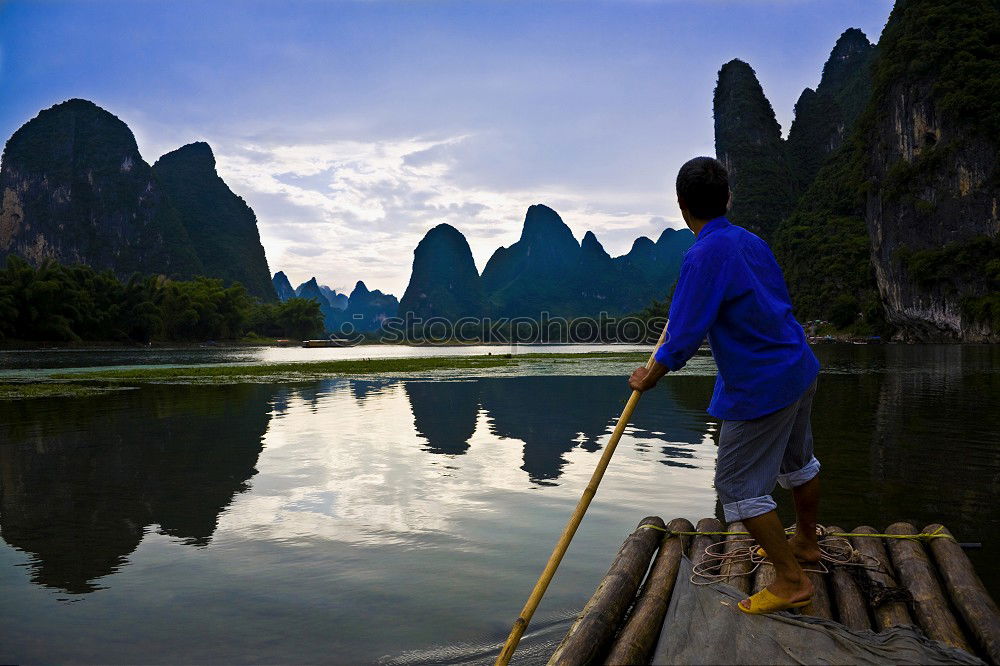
[739,573,814,611]
[757,533,821,563]
[788,531,821,563]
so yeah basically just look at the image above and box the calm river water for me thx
[1,344,997,663]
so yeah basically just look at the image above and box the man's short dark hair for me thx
[676,156,730,220]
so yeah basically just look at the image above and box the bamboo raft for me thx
[548,517,1000,665]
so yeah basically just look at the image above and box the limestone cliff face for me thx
[0,99,202,277]
[482,206,575,299]
[575,230,616,305]
[716,8,999,340]
[713,59,796,238]
[716,33,874,241]
[319,285,348,311]
[786,28,875,190]
[0,100,278,301]
[340,280,399,332]
[610,231,693,310]
[480,204,693,318]
[862,0,1000,341]
[763,29,880,327]
[153,142,275,300]
[272,271,295,301]
[865,78,999,341]
[481,204,582,317]
[291,276,398,333]
[295,277,342,332]
[399,223,482,320]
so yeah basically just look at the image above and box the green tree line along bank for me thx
[0,256,325,343]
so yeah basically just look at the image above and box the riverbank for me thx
[0,338,300,350]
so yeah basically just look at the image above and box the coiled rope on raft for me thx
[638,523,953,587]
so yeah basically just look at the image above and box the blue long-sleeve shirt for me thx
[653,216,819,420]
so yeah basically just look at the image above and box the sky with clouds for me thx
[0,0,894,295]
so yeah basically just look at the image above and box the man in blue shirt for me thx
[628,156,821,614]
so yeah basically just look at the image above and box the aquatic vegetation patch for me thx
[48,352,650,382]
[0,382,135,400]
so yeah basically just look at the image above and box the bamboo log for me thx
[720,521,752,594]
[801,569,834,620]
[823,525,872,632]
[884,522,972,652]
[849,525,913,630]
[923,523,1000,663]
[689,517,724,577]
[749,546,831,619]
[752,560,776,593]
[603,517,694,666]
[548,516,665,666]
[497,326,669,666]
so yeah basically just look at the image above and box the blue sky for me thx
[0,0,894,295]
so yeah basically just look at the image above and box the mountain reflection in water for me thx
[0,385,273,593]
[407,376,709,481]
[0,376,713,597]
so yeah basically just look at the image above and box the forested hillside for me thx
[715,3,1000,340]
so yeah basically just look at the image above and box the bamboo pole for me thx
[495,325,669,666]
[923,523,1000,663]
[752,559,776,593]
[849,525,913,630]
[801,569,834,620]
[548,516,665,666]
[750,550,831,619]
[689,517,724,576]
[603,517,694,665]
[885,522,971,653]
[720,521,752,594]
[823,525,872,632]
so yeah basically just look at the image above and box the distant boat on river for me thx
[302,339,352,348]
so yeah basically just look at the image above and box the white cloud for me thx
[215,134,685,294]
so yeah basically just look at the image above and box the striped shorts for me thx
[714,379,820,523]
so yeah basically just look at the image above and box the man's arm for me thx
[628,249,733,392]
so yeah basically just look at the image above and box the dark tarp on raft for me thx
[651,556,985,666]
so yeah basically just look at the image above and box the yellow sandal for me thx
[738,588,811,615]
